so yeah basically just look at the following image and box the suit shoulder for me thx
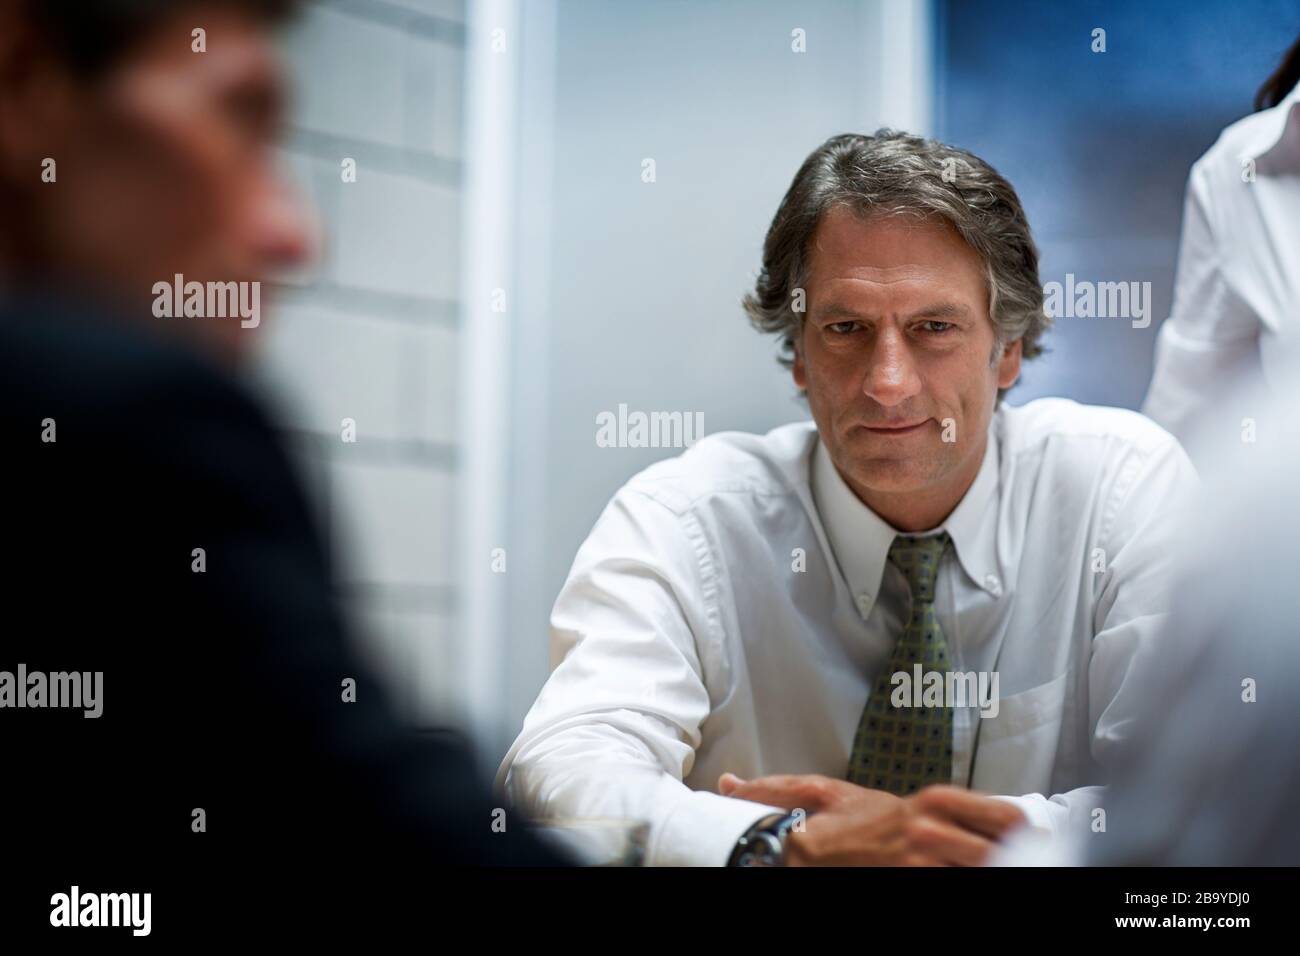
[0,303,271,438]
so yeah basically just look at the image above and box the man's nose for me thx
[253,176,317,275]
[862,327,923,407]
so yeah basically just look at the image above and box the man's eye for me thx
[921,321,955,334]
[828,321,859,334]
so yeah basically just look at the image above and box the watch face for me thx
[730,815,794,866]
[751,832,785,866]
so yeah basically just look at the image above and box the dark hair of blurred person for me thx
[1256,33,1300,110]
[0,0,308,361]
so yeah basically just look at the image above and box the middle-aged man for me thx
[498,130,1199,867]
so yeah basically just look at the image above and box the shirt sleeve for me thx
[495,488,785,866]
[1142,156,1265,458]
[994,433,1200,845]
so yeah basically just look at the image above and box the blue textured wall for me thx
[935,0,1300,408]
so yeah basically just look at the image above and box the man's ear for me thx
[792,339,807,390]
[996,337,1022,390]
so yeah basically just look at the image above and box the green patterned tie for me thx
[846,532,954,795]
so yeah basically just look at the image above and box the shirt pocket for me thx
[969,668,1071,794]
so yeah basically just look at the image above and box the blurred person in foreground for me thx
[992,365,1300,867]
[0,0,565,934]
[499,131,1199,866]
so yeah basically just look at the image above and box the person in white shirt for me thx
[497,130,1198,867]
[993,368,1300,868]
[1086,366,1300,867]
[1142,36,1300,465]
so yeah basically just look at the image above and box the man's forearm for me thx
[502,727,782,865]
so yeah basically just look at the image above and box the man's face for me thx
[793,207,1021,529]
[0,5,311,360]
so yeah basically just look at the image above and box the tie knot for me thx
[888,532,950,603]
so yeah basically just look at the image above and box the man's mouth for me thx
[861,419,930,435]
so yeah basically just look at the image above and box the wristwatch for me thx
[727,812,801,867]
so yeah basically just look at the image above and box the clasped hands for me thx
[719,772,1027,866]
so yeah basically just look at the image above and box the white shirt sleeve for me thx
[995,433,1200,845]
[496,488,784,866]
[1142,157,1265,453]
[991,789,1101,839]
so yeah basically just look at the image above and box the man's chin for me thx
[840,455,944,496]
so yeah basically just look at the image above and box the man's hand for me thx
[719,773,1027,866]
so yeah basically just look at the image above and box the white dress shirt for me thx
[497,398,1197,866]
[1142,79,1300,464]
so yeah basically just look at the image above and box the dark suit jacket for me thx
[1,296,566,934]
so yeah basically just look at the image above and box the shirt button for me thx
[984,574,1002,596]
[855,593,872,614]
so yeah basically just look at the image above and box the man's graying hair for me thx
[743,130,1049,395]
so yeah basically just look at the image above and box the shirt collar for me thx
[811,418,1003,619]
[1241,78,1300,170]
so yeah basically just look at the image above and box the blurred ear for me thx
[0,6,78,184]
